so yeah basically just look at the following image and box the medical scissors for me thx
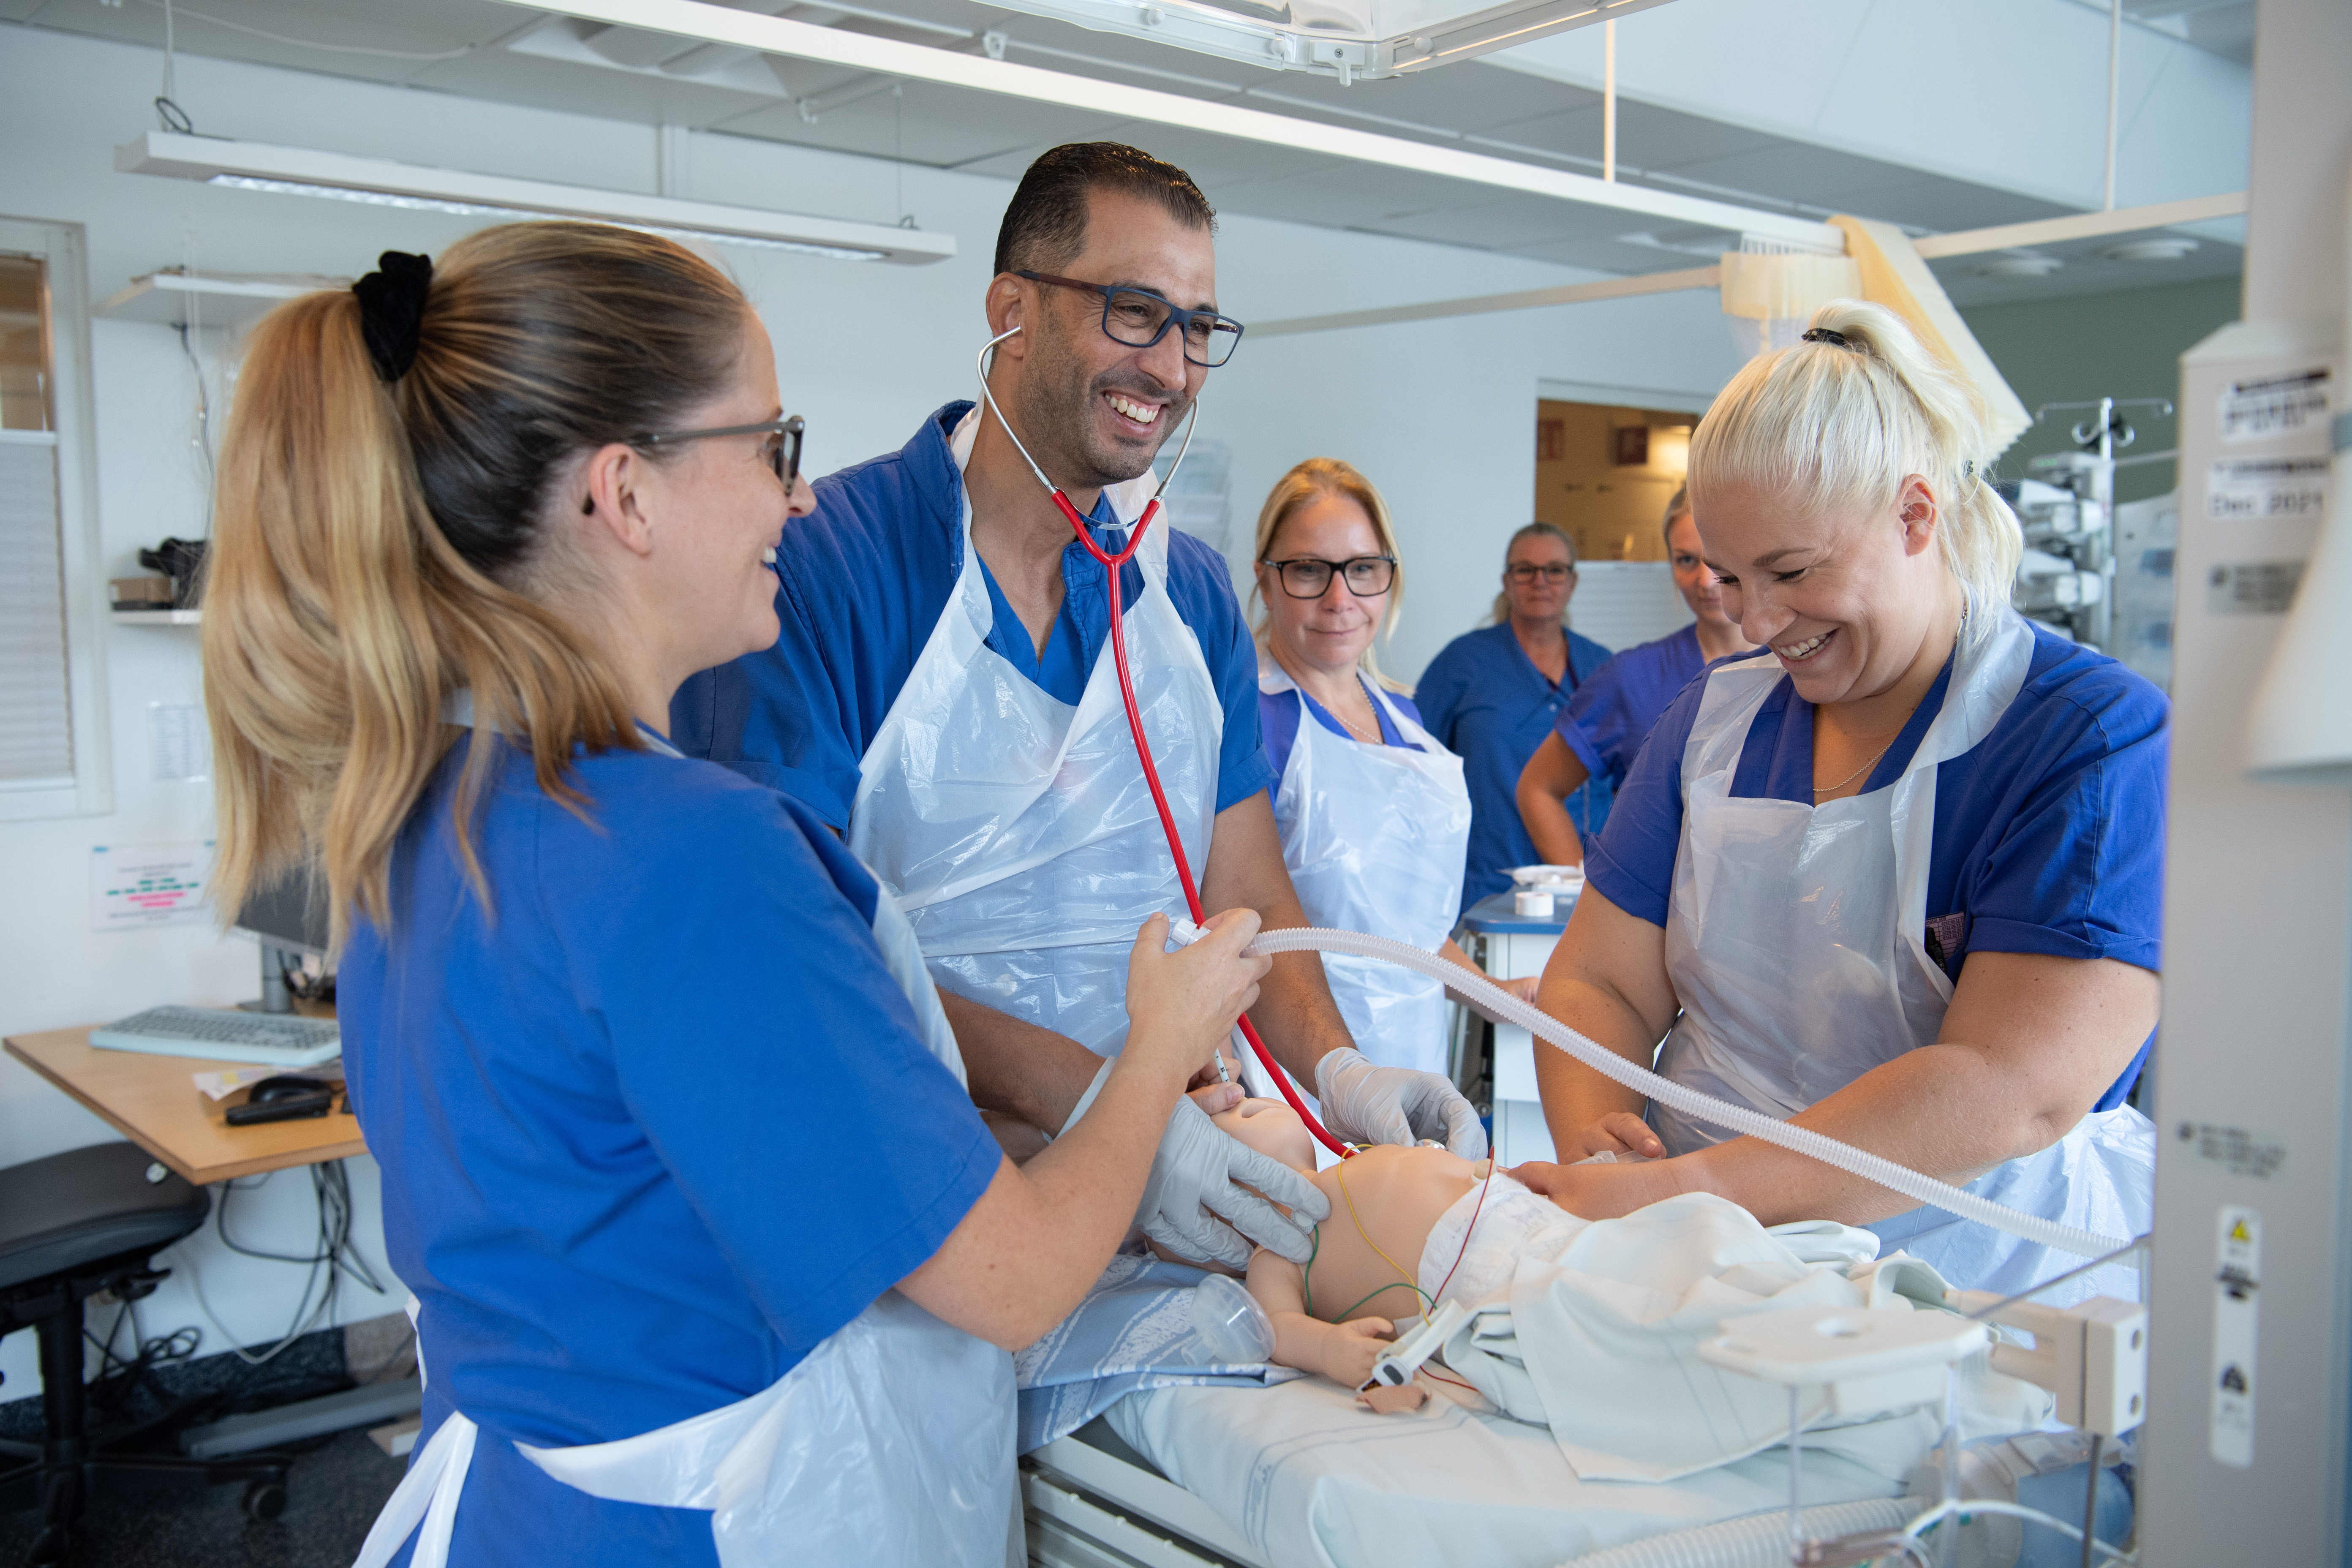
[975,327,1352,1158]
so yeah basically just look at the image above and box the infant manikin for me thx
[1153,1092,1571,1409]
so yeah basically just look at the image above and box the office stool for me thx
[0,1142,291,1564]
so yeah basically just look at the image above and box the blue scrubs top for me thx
[1586,620,2168,1108]
[1554,623,1709,793]
[1259,678,1421,779]
[340,735,1001,1567]
[1415,622,1614,912]
[670,402,1273,830]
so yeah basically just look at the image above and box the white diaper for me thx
[1415,1169,1584,1310]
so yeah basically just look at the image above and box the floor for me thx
[1,1325,410,1567]
[0,1426,403,1568]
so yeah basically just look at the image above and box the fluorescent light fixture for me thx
[983,0,1677,82]
[495,0,1847,255]
[115,132,956,266]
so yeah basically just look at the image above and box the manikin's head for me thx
[1211,1096,1316,1174]
[982,143,1222,493]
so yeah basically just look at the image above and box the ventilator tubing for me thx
[1243,927,2133,1259]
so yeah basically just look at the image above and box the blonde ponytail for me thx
[204,223,748,948]
[1685,299,2023,607]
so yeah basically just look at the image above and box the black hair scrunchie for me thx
[1800,326,1852,349]
[352,251,433,383]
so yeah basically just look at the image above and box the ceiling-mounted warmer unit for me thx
[990,0,1673,82]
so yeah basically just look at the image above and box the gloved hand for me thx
[1314,1047,1488,1160]
[1138,1094,1330,1270]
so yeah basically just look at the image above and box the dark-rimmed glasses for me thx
[1261,555,1397,599]
[633,415,804,487]
[1016,271,1245,368]
[1505,561,1575,584]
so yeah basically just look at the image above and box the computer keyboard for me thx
[90,1005,342,1068]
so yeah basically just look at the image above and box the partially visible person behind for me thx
[1516,488,1757,865]
[1416,523,1613,912]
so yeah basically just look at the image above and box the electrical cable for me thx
[135,0,477,60]
[1902,1497,2133,1566]
[185,1160,392,1366]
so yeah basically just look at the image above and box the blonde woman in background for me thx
[1251,459,1537,1081]
[1516,303,2162,1305]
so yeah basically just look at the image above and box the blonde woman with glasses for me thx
[1252,459,1538,1079]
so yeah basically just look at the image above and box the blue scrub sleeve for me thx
[546,786,1001,1361]
[1411,645,1472,754]
[1952,682,2168,973]
[1162,532,1275,814]
[1555,661,1626,784]
[1581,676,1703,928]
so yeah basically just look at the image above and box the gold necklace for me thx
[1811,607,1968,797]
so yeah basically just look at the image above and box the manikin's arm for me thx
[1199,792,1357,1085]
[1243,1248,1395,1388]
[1516,732,1592,868]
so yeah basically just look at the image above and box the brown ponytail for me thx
[203,222,749,947]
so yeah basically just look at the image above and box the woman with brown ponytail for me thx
[201,226,1271,1568]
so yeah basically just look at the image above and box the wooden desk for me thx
[3,1027,365,1185]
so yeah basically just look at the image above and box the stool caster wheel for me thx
[242,1479,289,1521]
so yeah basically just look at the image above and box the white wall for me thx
[0,21,1739,1399]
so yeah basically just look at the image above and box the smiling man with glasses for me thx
[673,143,1486,1281]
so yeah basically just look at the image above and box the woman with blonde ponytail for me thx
[205,228,1271,1568]
[1514,299,2167,1307]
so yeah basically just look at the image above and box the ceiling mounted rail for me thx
[494,0,1847,253]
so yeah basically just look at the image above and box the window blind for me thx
[0,432,74,787]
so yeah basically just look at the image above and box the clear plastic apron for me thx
[1650,604,2154,1303]
[848,417,1221,1058]
[352,760,1019,1568]
[1263,664,1470,1075]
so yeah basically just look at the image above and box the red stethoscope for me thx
[974,327,1353,1160]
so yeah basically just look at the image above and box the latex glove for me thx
[1139,1094,1330,1270]
[1313,1047,1488,1160]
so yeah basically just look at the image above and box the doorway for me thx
[1533,398,1696,563]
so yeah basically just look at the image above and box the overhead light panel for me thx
[498,0,1846,254]
[984,0,1675,81]
[114,132,956,266]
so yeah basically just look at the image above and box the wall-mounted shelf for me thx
[97,269,346,330]
[111,608,201,625]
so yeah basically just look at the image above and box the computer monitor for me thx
[230,861,329,1013]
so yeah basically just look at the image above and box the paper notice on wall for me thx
[91,841,214,931]
[149,702,210,782]
[2218,368,2331,449]
[2207,457,2331,522]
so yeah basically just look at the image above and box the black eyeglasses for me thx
[1016,271,1245,368]
[633,415,804,487]
[1261,555,1397,599]
[1505,561,1575,584]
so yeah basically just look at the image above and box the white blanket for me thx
[1438,1191,2051,1482]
